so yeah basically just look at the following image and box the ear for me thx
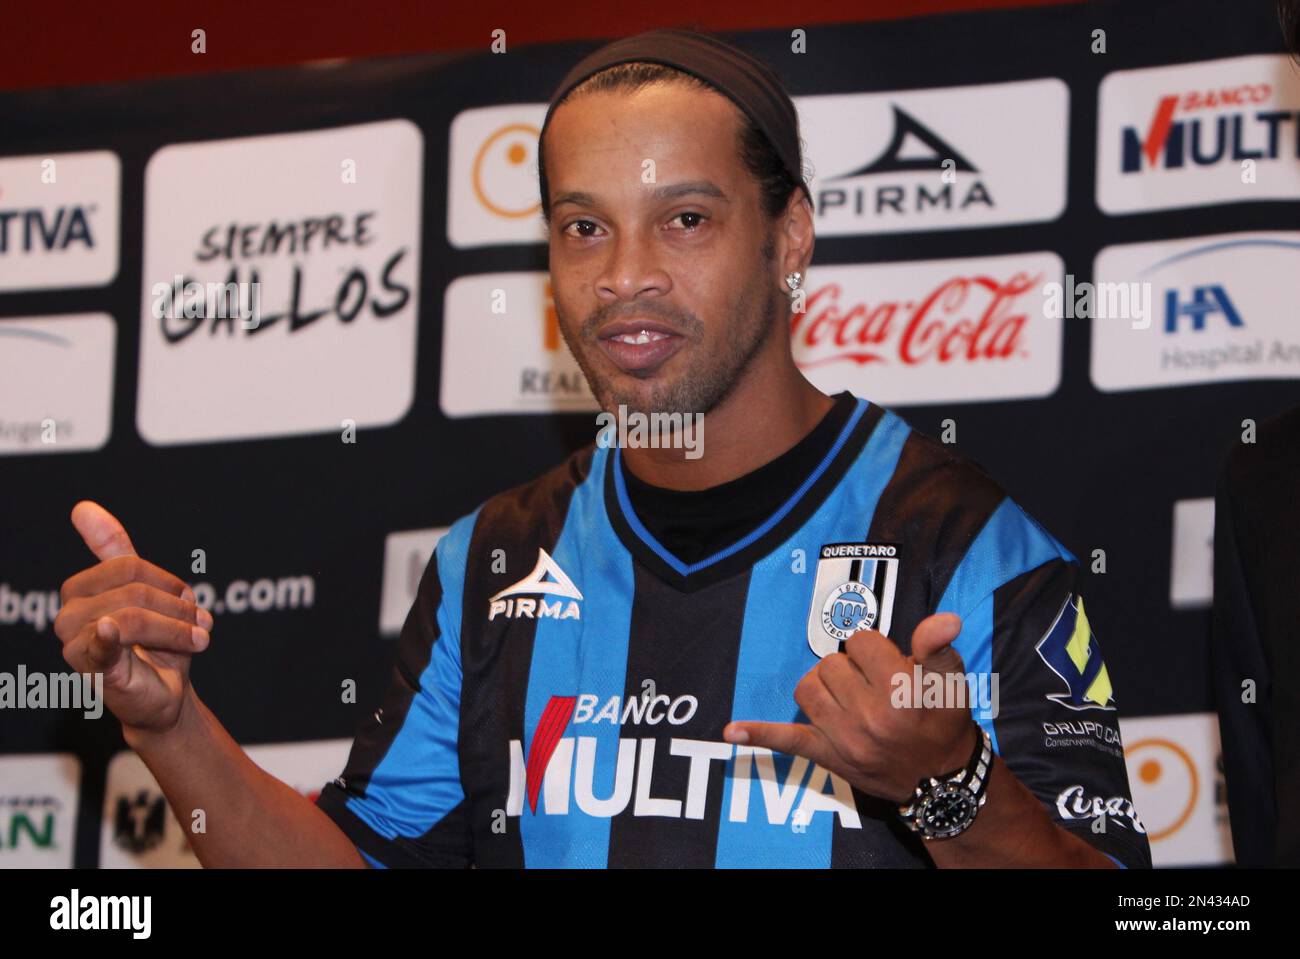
[777,189,815,289]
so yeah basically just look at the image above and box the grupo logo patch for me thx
[136,120,423,445]
[0,151,120,292]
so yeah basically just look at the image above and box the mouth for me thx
[595,318,686,374]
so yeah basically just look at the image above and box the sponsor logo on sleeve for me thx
[1035,594,1115,711]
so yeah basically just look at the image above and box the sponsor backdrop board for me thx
[0,0,1293,866]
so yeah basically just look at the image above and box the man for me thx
[1213,407,1300,867]
[1209,0,1300,868]
[55,29,1149,868]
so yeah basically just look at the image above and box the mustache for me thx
[579,303,704,339]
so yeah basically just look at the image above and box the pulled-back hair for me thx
[537,61,809,226]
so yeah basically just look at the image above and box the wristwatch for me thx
[897,722,993,841]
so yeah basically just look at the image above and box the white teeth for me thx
[613,330,668,345]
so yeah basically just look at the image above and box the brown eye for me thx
[671,212,705,231]
[565,220,600,238]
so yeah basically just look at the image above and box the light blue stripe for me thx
[613,399,870,576]
[345,507,481,840]
[520,444,636,867]
[716,407,911,867]
[934,497,1072,754]
[1103,852,1127,869]
[359,849,386,869]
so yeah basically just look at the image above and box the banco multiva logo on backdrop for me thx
[795,79,1068,236]
[447,104,549,248]
[0,151,119,293]
[1091,231,1300,392]
[136,120,423,445]
[441,273,598,416]
[1097,55,1300,214]
[793,252,1064,405]
[0,313,115,456]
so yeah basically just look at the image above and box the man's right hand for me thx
[54,500,213,737]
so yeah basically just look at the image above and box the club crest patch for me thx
[807,543,900,658]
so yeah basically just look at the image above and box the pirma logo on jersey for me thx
[807,543,900,657]
[488,548,583,621]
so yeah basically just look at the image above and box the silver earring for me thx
[785,271,803,295]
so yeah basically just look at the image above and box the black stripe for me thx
[829,426,1004,869]
[458,446,595,867]
[606,562,749,866]
[864,429,1006,657]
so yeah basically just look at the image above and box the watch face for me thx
[919,783,978,839]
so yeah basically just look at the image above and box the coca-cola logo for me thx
[791,271,1040,368]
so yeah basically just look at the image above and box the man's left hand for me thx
[723,612,979,804]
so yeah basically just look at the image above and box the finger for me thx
[63,616,126,677]
[71,500,138,562]
[817,653,873,714]
[843,628,907,688]
[912,613,965,673]
[108,605,209,654]
[794,668,847,726]
[61,554,195,606]
[723,720,839,769]
[65,581,211,634]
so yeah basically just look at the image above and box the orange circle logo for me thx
[1124,737,1198,841]
[472,123,542,219]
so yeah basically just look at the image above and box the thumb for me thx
[71,500,137,562]
[912,612,965,673]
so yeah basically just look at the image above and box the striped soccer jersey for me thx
[316,395,1152,868]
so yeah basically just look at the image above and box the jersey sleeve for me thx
[315,511,479,868]
[934,497,1152,869]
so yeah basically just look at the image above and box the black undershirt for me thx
[621,391,856,565]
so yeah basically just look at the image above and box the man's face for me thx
[544,82,782,417]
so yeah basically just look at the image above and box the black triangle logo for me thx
[830,105,979,179]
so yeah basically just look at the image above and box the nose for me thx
[595,230,671,304]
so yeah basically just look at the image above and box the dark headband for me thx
[540,28,812,208]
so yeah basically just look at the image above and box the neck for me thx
[620,350,834,491]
